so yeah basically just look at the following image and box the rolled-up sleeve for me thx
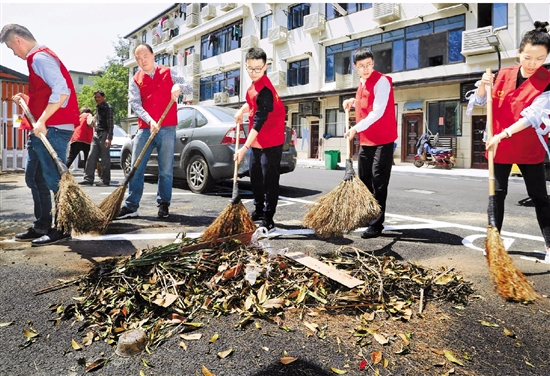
[520,92,550,127]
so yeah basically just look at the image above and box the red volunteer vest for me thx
[490,65,550,164]
[355,70,397,146]
[246,74,286,148]
[70,113,94,144]
[133,66,178,129]
[22,46,79,131]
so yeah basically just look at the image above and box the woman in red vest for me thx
[66,107,94,169]
[475,21,550,263]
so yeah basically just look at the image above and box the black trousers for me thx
[66,141,90,169]
[249,145,283,220]
[357,142,394,230]
[492,162,550,248]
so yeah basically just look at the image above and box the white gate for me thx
[1,100,28,171]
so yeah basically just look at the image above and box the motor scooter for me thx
[413,131,455,169]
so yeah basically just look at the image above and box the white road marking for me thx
[405,189,434,194]
[73,232,202,241]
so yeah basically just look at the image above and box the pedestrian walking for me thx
[468,21,550,263]
[66,106,93,169]
[234,47,286,232]
[343,47,397,239]
[0,23,79,246]
[79,90,114,187]
[116,43,192,219]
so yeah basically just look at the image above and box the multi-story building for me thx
[68,70,101,94]
[122,3,550,169]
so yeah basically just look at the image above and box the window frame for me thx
[287,3,310,30]
[287,58,310,87]
[260,14,272,40]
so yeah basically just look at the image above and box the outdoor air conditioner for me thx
[186,13,199,28]
[152,34,161,46]
[373,3,401,24]
[303,12,326,34]
[183,77,200,102]
[161,30,171,43]
[220,3,236,11]
[240,35,259,49]
[268,25,289,45]
[335,71,359,90]
[162,19,174,31]
[268,71,286,89]
[213,92,229,104]
[186,61,200,76]
[201,4,216,20]
[299,101,321,117]
[461,26,494,56]
[186,3,200,15]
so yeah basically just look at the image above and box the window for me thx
[325,3,372,20]
[177,107,208,130]
[184,47,195,65]
[260,15,272,39]
[325,109,344,137]
[291,113,303,138]
[427,100,461,136]
[287,59,309,87]
[141,30,147,43]
[200,69,241,101]
[155,53,170,66]
[478,3,508,29]
[287,3,310,30]
[200,20,242,60]
[78,76,84,85]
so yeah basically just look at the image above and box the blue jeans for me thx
[124,126,175,211]
[25,128,72,234]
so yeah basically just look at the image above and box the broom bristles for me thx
[99,184,127,226]
[485,225,539,302]
[56,174,108,235]
[303,174,381,238]
[201,201,257,243]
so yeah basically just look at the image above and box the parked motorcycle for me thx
[413,131,455,169]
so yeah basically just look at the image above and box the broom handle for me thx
[345,108,352,159]
[485,68,495,196]
[233,122,241,183]
[17,99,69,175]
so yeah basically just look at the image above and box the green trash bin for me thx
[324,150,341,170]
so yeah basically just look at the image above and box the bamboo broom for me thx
[303,109,381,238]
[201,122,256,243]
[99,98,175,226]
[17,99,108,235]
[484,68,539,302]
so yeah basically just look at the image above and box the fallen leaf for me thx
[503,327,515,338]
[180,333,202,340]
[141,358,151,368]
[140,370,146,376]
[218,348,233,359]
[373,333,389,345]
[202,365,215,376]
[262,297,285,309]
[85,358,107,373]
[525,361,535,368]
[371,351,382,364]
[179,341,187,351]
[280,356,298,365]
[71,339,83,350]
[432,349,445,355]
[435,274,453,285]
[444,350,464,366]
[0,322,13,327]
[209,333,219,343]
[398,333,409,346]
[359,359,367,370]
[304,322,319,332]
[479,320,499,328]
[330,367,348,374]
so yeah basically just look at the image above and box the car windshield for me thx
[113,126,127,137]
[202,106,237,123]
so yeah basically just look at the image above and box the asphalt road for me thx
[1,166,549,375]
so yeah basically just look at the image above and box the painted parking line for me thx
[72,232,202,241]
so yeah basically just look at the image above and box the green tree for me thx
[77,38,129,124]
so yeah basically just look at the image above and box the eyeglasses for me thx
[246,64,265,74]
[356,63,374,70]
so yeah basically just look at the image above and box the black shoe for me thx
[361,226,382,239]
[78,180,93,186]
[15,227,44,242]
[251,210,264,221]
[31,229,71,247]
[158,203,169,218]
[116,206,138,219]
[260,218,275,233]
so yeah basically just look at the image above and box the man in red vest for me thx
[235,47,286,232]
[116,43,192,220]
[1,24,79,246]
[343,47,397,239]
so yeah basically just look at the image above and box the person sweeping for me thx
[467,21,550,301]
[1,24,96,245]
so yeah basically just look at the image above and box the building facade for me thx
[122,3,550,169]
[69,70,101,94]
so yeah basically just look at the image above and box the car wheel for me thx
[186,154,214,194]
[121,150,132,177]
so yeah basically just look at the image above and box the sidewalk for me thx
[297,158,525,182]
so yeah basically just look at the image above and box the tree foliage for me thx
[77,38,130,124]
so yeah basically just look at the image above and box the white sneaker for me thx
[544,250,550,264]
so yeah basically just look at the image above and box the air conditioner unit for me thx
[162,19,175,31]
[186,61,200,76]
[186,3,200,15]
[186,13,199,28]
[299,101,321,117]
[220,3,236,11]
[161,30,171,43]
[213,92,229,104]
[267,71,287,89]
[240,35,259,49]
[201,4,216,20]
[461,26,494,56]
[303,12,326,34]
[373,3,401,24]
[268,25,289,45]
[335,72,359,90]
[152,35,161,46]
[183,77,200,102]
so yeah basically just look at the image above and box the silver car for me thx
[120,105,297,193]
